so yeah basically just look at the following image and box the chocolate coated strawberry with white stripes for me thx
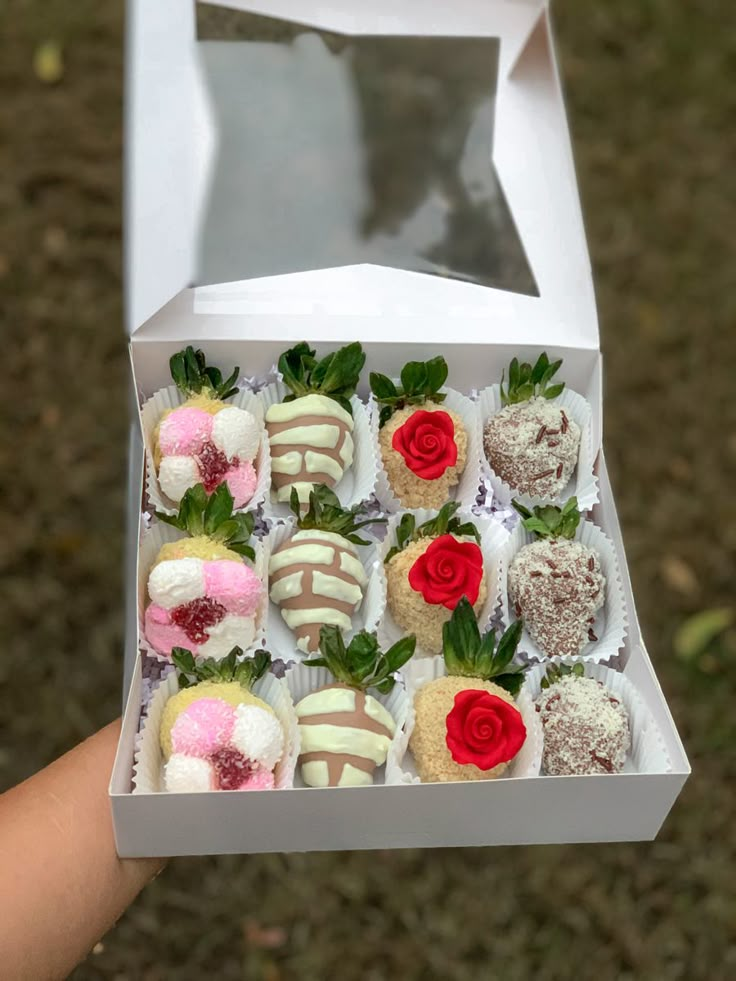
[484,353,580,500]
[508,499,605,658]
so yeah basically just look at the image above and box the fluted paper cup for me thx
[140,385,270,515]
[524,660,672,774]
[478,385,598,511]
[284,662,409,788]
[133,666,299,793]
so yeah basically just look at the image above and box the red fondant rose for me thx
[446,689,526,770]
[392,409,458,480]
[408,534,484,608]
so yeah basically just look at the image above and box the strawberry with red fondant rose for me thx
[409,598,529,783]
[371,357,469,508]
[384,503,489,654]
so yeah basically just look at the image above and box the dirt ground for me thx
[1,2,735,979]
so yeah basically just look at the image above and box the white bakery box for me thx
[112,0,689,855]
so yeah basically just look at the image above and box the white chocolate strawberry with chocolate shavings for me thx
[265,342,365,507]
[155,346,262,508]
[484,352,580,500]
[535,663,630,775]
[508,499,605,659]
[269,485,384,655]
[371,356,468,509]
[145,484,263,661]
[295,627,415,787]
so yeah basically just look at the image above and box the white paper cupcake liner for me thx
[370,388,483,514]
[263,518,386,665]
[477,385,599,511]
[258,381,377,520]
[284,663,409,787]
[387,655,543,784]
[523,660,672,775]
[377,507,509,658]
[502,519,628,665]
[138,520,269,663]
[140,384,271,516]
[133,664,300,793]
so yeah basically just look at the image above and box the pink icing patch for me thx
[222,459,258,508]
[241,768,276,791]
[144,603,195,658]
[159,407,213,456]
[202,560,262,616]
[171,698,237,758]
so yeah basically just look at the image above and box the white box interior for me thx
[117,0,689,855]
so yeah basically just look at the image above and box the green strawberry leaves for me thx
[370,356,448,426]
[157,483,256,560]
[442,597,526,695]
[278,341,366,416]
[500,352,565,406]
[169,346,240,400]
[304,627,416,695]
[172,646,272,690]
[290,484,385,546]
[512,497,581,541]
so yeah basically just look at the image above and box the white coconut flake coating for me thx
[211,406,261,462]
[196,615,257,659]
[535,674,631,775]
[484,397,581,499]
[148,557,205,609]
[164,753,214,792]
[509,538,605,658]
[158,455,201,503]
[231,704,284,769]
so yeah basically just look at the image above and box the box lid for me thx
[127,0,599,350]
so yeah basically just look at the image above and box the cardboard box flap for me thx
[127,0,598,350]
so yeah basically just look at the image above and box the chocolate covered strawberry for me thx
[145,484,263,661]
[269,485,383,655]
[509,498,605,658]
[159,648,285,793]
[410,598,527,783]
[295,627,415,787]
[265,341,365,506]
[484,352,580,500]
[154,347,262,508]
[371,356,468,508]
[384,502,487,654]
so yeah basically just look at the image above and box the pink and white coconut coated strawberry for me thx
[145,559,263,660]
[145,484,265,662]
[154,348,262,508]
[165,699,283,792]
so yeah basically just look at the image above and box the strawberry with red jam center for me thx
[209,745,256,790]
[197,442,234,493]
[371,357,468,509]
[171,596,228,645]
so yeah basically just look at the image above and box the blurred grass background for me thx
[1,1,735,978]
